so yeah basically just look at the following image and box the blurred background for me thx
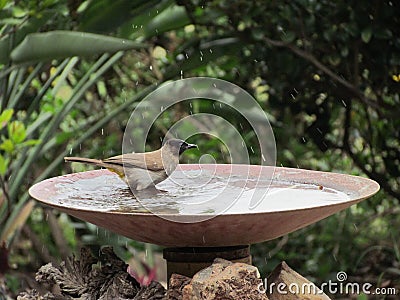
[0,0,399,298]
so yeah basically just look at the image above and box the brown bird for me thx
[64,139,197,190]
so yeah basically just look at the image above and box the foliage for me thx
[170,0,400,290]
[0,0,399,296]
[173,0,400,291]
[0,0,150,265]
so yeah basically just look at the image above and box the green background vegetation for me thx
[0,0,399,298]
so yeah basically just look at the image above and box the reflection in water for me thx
[51,169,352,215]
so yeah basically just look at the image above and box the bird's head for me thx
[163,139,198,155]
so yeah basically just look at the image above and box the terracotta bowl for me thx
[29,164,379,247]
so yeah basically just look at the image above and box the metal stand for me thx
[163,245,251,283]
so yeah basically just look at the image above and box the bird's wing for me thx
[104,151,165,171]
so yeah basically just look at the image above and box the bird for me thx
[64,139,197,191]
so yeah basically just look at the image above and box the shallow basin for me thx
[29,164,379,247]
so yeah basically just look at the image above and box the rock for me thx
[133,281,166,300]
[167,274,192,300]
[266,261,331,300]
[181,258,268,300]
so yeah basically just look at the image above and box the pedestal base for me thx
[163,245,251,283]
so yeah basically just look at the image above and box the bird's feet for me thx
[132,186,168,197]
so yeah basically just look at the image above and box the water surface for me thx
[50,168,351,215]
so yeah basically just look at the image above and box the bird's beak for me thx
[186,143,198,150]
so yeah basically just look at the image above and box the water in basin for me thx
[49,167,351,215]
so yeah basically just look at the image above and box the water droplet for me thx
[316,128,322,134]
[101,128,104,135]
[180,70,183,79]
[161,106,164,112]
[149,65,153,70]
[290,93,295,100]
[189,102,192,108]
[302,137,306,143]
[209,49,213,53]
[341,100,347,107]
[69,148,72,155]
[250,146,254,153]
[261,154,266,162]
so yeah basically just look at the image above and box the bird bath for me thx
[29,164,379,279]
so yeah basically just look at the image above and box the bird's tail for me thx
[64,157,106,168]
[64,157,125,178]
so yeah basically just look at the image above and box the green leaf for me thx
[79,0,157,33]
[144,5,190,38]
[0,11,53,65]
[19,139,41,148]
[119,0,172,39]
[356,293,368,300]
[361,27,372,43]
[55,131,74,144]
[0,139,14,153]
[165,37,241,79]
[0,18,24,25]
[12,6,27,18]
[0,154,9,176]
[97,80,107,98]
[8,121,26,144]
[374,28,392,39]
[0,109,14,128]
[0,0,7,10]
[281,31,296,43]
[10,31,144,64]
